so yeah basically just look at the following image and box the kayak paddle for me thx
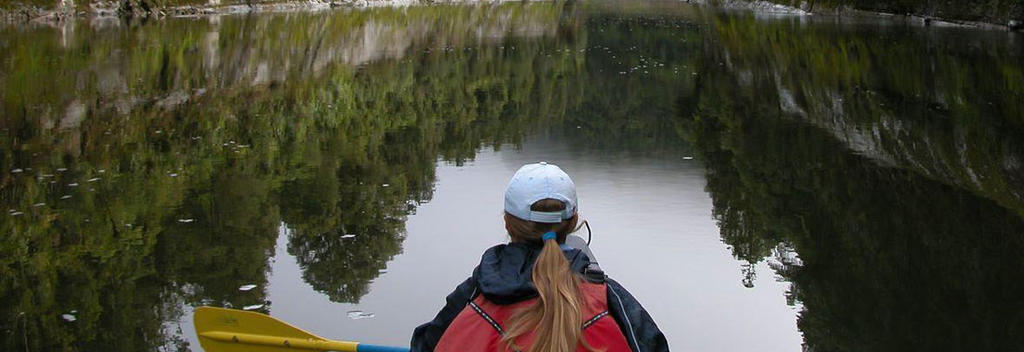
[193,306,409,352]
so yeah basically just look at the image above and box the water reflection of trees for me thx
[686,110,1024,350]
[0,2,583,350]
[704,13,1024,218]
[560,13,701,156]
[2,2,1023,350]
[682,20,1024,349]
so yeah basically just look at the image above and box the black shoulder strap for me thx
[466,299,524,352]
[467,300,505,334]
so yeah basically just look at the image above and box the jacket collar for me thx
[472,242,593,305]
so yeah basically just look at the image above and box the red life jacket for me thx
[435,282,632,352]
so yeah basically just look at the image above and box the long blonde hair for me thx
[501,199,597,352]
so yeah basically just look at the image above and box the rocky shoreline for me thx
[2,0,1022,31]
[0,0,429,24]
[700,0,1022,31]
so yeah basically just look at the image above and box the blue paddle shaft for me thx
[357,344,409,352]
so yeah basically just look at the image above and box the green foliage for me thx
[0,2,583,350]
[682,96,1024,350]
[721,0,1024,23]
[704,12,1024,217]
[1,1,1022,350]
[680,12,1024,350]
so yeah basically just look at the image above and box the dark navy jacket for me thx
[410,243,669,352]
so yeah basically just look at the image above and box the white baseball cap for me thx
[504,162,577,223]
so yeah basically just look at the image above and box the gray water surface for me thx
[204,139,801,351]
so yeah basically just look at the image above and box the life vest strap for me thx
[467,300,504,334]
[469,300,525,352]
[582,310,609,330]
[469,301,611,335]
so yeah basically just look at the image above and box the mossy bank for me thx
[0,0,432,23]
[705,0,1023,30]
[4,0,1023,29]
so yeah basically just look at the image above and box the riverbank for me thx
[0,0,430,23]
[3,0,1022,30]
[702,0,1022,30]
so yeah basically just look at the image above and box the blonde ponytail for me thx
[502,199,597,352]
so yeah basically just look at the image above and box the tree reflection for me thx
[0,2,582,350]
[1,1,1022,350]
[681,17,1024,348]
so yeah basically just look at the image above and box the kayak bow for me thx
[193,306,408,352]
[194,234,596,352]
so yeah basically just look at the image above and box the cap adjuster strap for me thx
[528,211,564,223]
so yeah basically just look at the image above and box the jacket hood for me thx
[472,242,593,305]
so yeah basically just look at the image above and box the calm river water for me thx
[2,1,1023,351]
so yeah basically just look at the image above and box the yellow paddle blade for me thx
[193,306,358,352]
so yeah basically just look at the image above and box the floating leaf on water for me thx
[242,304,264,311]
[341,234,356,239]
[61,314,76,322]
[178,219,195,223]
[347,310,375,320]
[238,284,257,291]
